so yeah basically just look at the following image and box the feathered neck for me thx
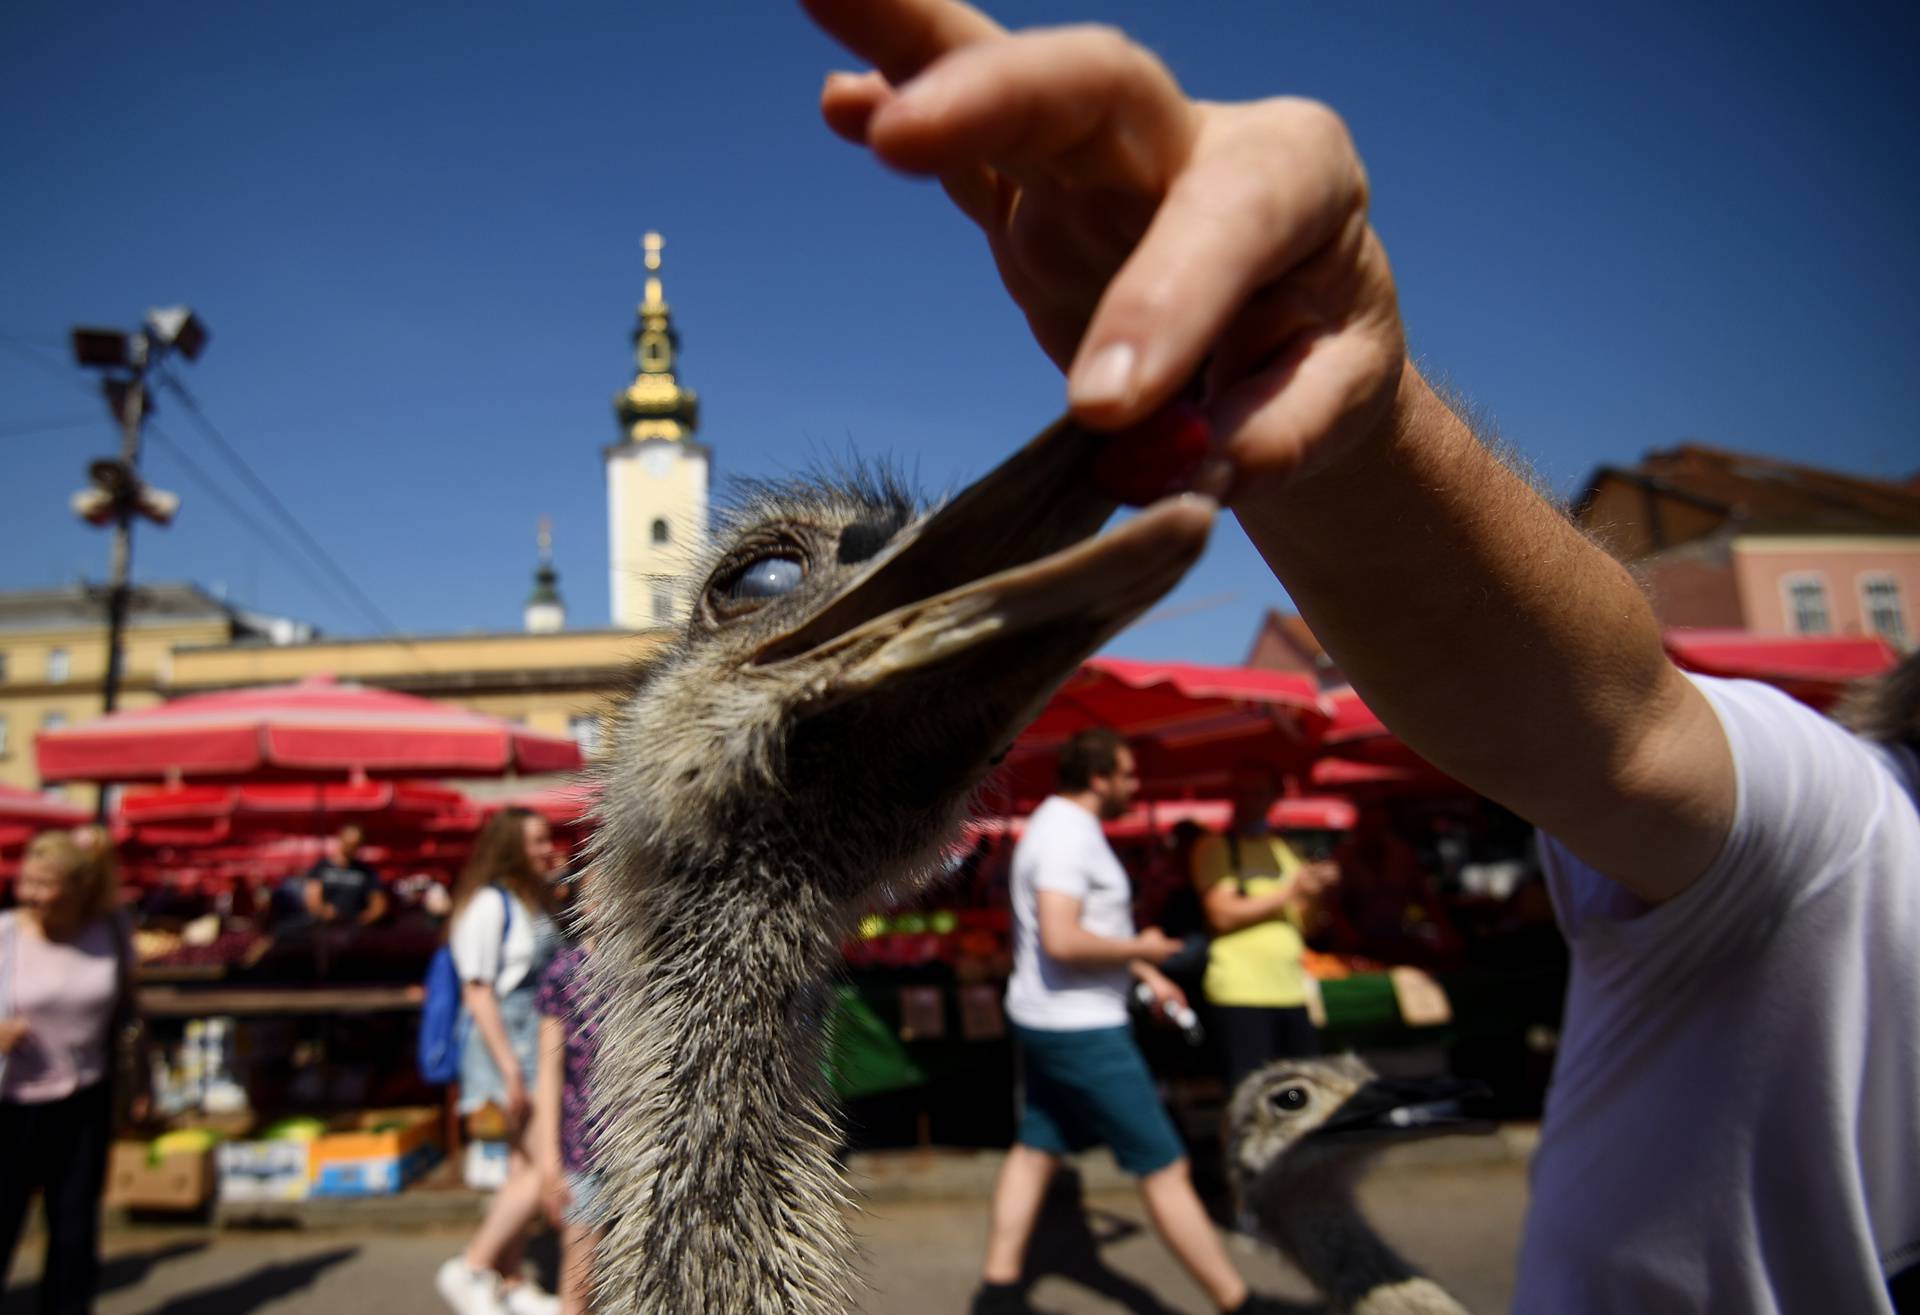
[589,834,862,1315]
[1249,1164,1471,1315]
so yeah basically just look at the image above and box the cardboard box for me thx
[310,1107,440,1168]
[106,1142,215,1211]
[309,1143,441,1199]
[217,1139,312,1202]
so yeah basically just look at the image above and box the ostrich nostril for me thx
[837,517,900,564]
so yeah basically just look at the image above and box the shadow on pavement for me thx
[142,1245,358,1315]
[5,1240,211,1315]
[1020,1170,1322,1315]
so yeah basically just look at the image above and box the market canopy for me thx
[1663,629,1900,708]
[36,675,584,784]
[116,781,470,838]
[997,658,1329,808]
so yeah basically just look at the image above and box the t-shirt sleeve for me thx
[1542,674,1892,971]
[449,890,506,986]
[1029,816,1096,899]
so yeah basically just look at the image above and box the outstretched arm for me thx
[803,0,1735,901]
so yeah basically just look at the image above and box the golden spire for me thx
[615,231,700,443]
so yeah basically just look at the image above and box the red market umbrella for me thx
[998,658,1329,808]
[1663,629,1900,709]
[117,780,469,835]
[972,794,1357,843]
[481,781,600,830]
[0,783,91,828]
[36,674,583,785]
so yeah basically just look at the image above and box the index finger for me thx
[801,0,1003,84]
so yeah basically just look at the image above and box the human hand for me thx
[808,0,1406,500]
[1297,861,1340,898]
[505,1073,532,1132]
[1134,926,1180,964]
[0,1018,29,1055]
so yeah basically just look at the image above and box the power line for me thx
[155,369,411,641]
[0,415,105,440]
[145,422,367,626]
[0,335,98,400]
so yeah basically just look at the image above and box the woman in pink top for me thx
[0,829,144,1315]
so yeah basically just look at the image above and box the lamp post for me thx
[68,308,202,817]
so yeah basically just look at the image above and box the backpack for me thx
[417,885,511,1085]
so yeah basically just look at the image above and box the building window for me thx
[652,518,671,546]
[1783,575,1830,635]
[47,648,70,683]
[569,714,603,757]
[1861,575,1907,646]
[42,711,68,733]
[652,586,674,622]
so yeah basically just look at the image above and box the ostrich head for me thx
[1228,1055,1492,1203]
[583,416,1214,1314]
[592,416,1213,898]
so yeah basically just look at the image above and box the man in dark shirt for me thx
[302,825,388,926]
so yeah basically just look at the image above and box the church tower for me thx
[607,232,709,629]
[524,517,566,634]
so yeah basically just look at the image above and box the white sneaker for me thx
[436,1257,509,1315]
[501,1280,561,1315]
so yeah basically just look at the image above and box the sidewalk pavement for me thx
[11,1141,1532,1314]
[118,1122,1538,1232]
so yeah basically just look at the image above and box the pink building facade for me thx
[1730,537,1918,646]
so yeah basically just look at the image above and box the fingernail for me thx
[1071,342,1136,410]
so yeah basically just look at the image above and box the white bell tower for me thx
[606,232,709,629]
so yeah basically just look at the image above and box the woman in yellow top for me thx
[1189,765,1340,1090]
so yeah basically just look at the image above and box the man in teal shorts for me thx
[979,727,1287,1315]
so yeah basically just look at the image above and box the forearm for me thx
[1204,884,1294,935]
[463,985,521,1083]
[533,1020,565,1174]
[1043,925,1156,969]
[1239,368,1731,893]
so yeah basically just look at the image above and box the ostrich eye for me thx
[1270,1085,1309,1113]
[723,556,805,603]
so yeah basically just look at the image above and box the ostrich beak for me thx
[1316,1074,1496,1142]
[755,414,1214,706]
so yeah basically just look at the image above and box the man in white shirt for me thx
[981,728,1287,1315]
[802,3,1920,1307]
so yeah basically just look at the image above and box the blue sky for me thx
[4,0,1915,664]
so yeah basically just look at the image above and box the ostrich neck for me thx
[1257,1172,1471,1315]
[596,842,861,1315]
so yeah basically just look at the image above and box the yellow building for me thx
[607,232,710,629]
[0,583,310,798]
[167,625,664,755]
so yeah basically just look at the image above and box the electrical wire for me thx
[0,415,105,440]
[154,370,413,638]
[144,422,368,627]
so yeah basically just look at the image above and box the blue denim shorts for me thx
[1012,1023,1185,1177]
[458,983,540,1116]
[565,1168,610,1228]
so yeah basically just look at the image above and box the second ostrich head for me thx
[585,417,1215,1313]
[1227,1056,1492,1315]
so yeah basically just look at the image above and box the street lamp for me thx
[67,307,204,816]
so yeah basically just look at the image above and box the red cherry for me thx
[1089,401,1215,507]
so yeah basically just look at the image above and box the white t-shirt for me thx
[1516,675,1920,1314]
[448,887,553,997]
[1004,795,1137,1031]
